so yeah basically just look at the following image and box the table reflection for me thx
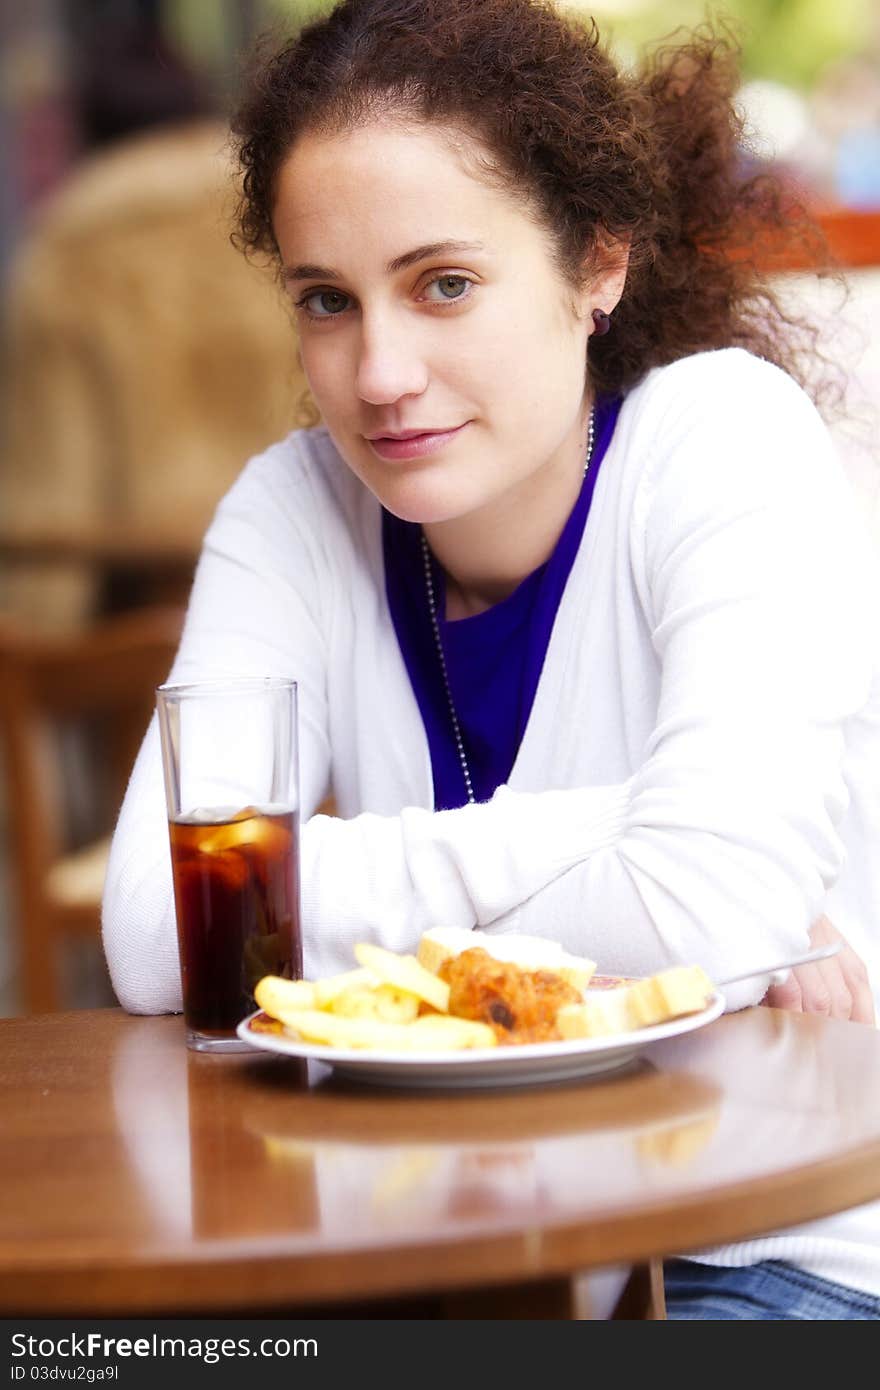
[110,1019,722,1247]
[107,1006,880,1259]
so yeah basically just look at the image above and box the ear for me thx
[579,232,630,326]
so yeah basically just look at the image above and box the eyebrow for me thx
[282,240,487,284]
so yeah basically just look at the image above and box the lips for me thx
[367,428,442,440]
[366,423,468,461]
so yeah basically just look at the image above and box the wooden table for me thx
[2,1006,880,1319]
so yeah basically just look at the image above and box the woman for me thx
[103,0,880,1317]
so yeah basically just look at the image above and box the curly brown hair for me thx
[231,0,834,403]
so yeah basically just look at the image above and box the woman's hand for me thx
[762,916,875,1025]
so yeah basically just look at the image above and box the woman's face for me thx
[272,120,599,525]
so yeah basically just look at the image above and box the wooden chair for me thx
[0,605,184,1013]
[0,120,315,630]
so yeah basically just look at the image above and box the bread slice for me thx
[416,926,596,991]
[626,966,713,1027]
[557,988,637,1039]
[557,964,714,1040]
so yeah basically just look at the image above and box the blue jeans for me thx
[663,1259,880,1320]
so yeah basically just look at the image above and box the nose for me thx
[355,313,429,404]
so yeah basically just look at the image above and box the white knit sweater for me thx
[103,348,880,1296]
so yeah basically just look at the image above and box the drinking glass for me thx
[156,677,302,1051]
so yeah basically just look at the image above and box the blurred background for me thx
[1,0,878,1016]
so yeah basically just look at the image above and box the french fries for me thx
[252,941,716,1053]
[253,945,491,1052]
[254,1007,494,1051]
[331,983,420,1023]
[313,967,375,1008]
[254,976,318,1015]
[353,942,451,1013]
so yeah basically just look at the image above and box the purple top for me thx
[382,396,622,810]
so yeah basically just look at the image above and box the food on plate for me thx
[437,947,582,1044]
[627,965,715,1027]
[255,969,416,1026]
[253,975,318,1014]
[557,987,637,1039]
[328,981,420,1023]
[557,965,714,1039]
[353,942,451,1013]
[248,1005,495,1051]
[251,938,716,1052]
[417,926,596,991]
[253,950,486,1050]
[313,967,374,1008]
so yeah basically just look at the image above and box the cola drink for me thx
[169,804,302,1037]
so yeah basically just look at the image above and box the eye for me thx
[421,274,473,304]
[297,289,351,319]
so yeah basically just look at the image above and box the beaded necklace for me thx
[419,408,595,805]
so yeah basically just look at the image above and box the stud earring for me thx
[591,308,611,336]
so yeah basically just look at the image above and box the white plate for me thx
[236,991,725,1089]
